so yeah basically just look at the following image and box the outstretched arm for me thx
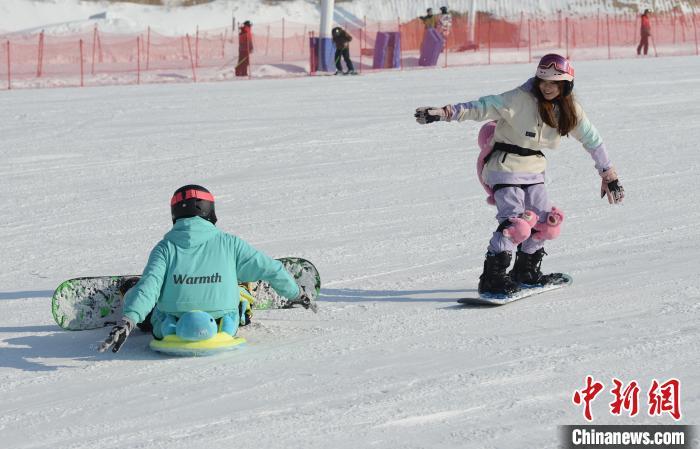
[415,88,518,125]
[234,238,300,299]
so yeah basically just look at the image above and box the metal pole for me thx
[79,39,84,87]
[186,34,197,82]
[6,40,11,90]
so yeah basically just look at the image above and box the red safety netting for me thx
[1,12,698,90]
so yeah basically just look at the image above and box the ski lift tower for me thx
[318,0,335,71]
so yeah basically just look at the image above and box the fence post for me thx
[220,32,225,59]
[565,17,569,58]
[488,17,492,64]
[37,30,45,78]
[359,27,363,73]
[91,25,98,75]
[146,26,151,71]
[186,33,197,82]
[528,19,532,63]
[597,8,600,47]
[309,30,315,75]
[302,26,307,56]
[398,17,403,70]
[79,39,84,87]
[282,17,286,62]
[558,10,562,48]
[606,14,611,59]
[136,36,141,85]
[195,26,199,68]
[6,40,10,90]
[97,28,103,63]
[517,11,523,52]
[693,10,699,56]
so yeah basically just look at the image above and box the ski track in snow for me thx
[1,56,699,449]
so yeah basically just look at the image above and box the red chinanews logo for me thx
[572,376,682,422]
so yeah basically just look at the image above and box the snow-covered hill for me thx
[0,53,698,448]
[1,0,694,35]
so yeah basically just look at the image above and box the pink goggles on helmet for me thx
[535,53,574,81]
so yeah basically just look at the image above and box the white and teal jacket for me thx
[448,78,612,186]
[122,216,300,324]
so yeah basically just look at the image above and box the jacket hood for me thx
[164,216,219,248]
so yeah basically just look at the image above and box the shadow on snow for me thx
[0,326,162,372]
[0,290,53,300]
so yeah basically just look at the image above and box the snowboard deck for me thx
[51,257,321,331]
[457,273,572,306]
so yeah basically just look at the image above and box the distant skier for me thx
[99,185,303,353]
[332,26,356,75]
[415,54,624,297]
[637,9,652,56]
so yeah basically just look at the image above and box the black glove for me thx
[415,106,450,124]
[600,167,625,204]
[98,317,135,353]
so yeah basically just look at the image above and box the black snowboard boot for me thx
[478,251,520,295]
[510,248,556,286]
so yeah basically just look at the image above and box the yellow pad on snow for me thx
[149,333,246,356]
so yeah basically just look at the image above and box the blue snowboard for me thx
[457,273,572,306]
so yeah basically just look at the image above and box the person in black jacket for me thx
[332,27,356,75]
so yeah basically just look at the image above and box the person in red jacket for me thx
[637,9,652,56]
[236,20,254,76]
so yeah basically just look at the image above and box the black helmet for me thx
[440,6,448,13]
[170,184,217,225]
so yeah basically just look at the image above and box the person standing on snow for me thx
[420,8,437,29]
[236,20,254,76]
[99,185,303,353]
[332,26,356,75]
[637,9,652,56]
[414,54,625,297]
[438,6,452,40]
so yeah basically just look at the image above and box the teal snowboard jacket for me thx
[123,216,300,324]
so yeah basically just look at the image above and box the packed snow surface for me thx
[1,55,699,448]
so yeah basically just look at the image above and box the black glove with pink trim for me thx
[600,167,625,204]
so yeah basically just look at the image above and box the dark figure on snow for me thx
[420,8,437,29]
[637,9,652,56]
[332,27,356,75]
[236,20,254,77]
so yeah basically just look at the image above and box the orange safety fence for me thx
[0,12,698,90]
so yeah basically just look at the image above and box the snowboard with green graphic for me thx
[51,257,321,331]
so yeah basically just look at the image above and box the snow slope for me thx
[1,55,699,448]
[1,0,686,35]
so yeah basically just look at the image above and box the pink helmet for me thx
[535,53,574,82]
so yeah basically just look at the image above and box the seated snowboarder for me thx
[99,184,303,353]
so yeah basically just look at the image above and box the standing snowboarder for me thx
[332,26,356,75]
[99,185,303,353]
[415,54,625,297]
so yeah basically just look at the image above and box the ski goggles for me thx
[170,189,215,206]
[537,54,575,78]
